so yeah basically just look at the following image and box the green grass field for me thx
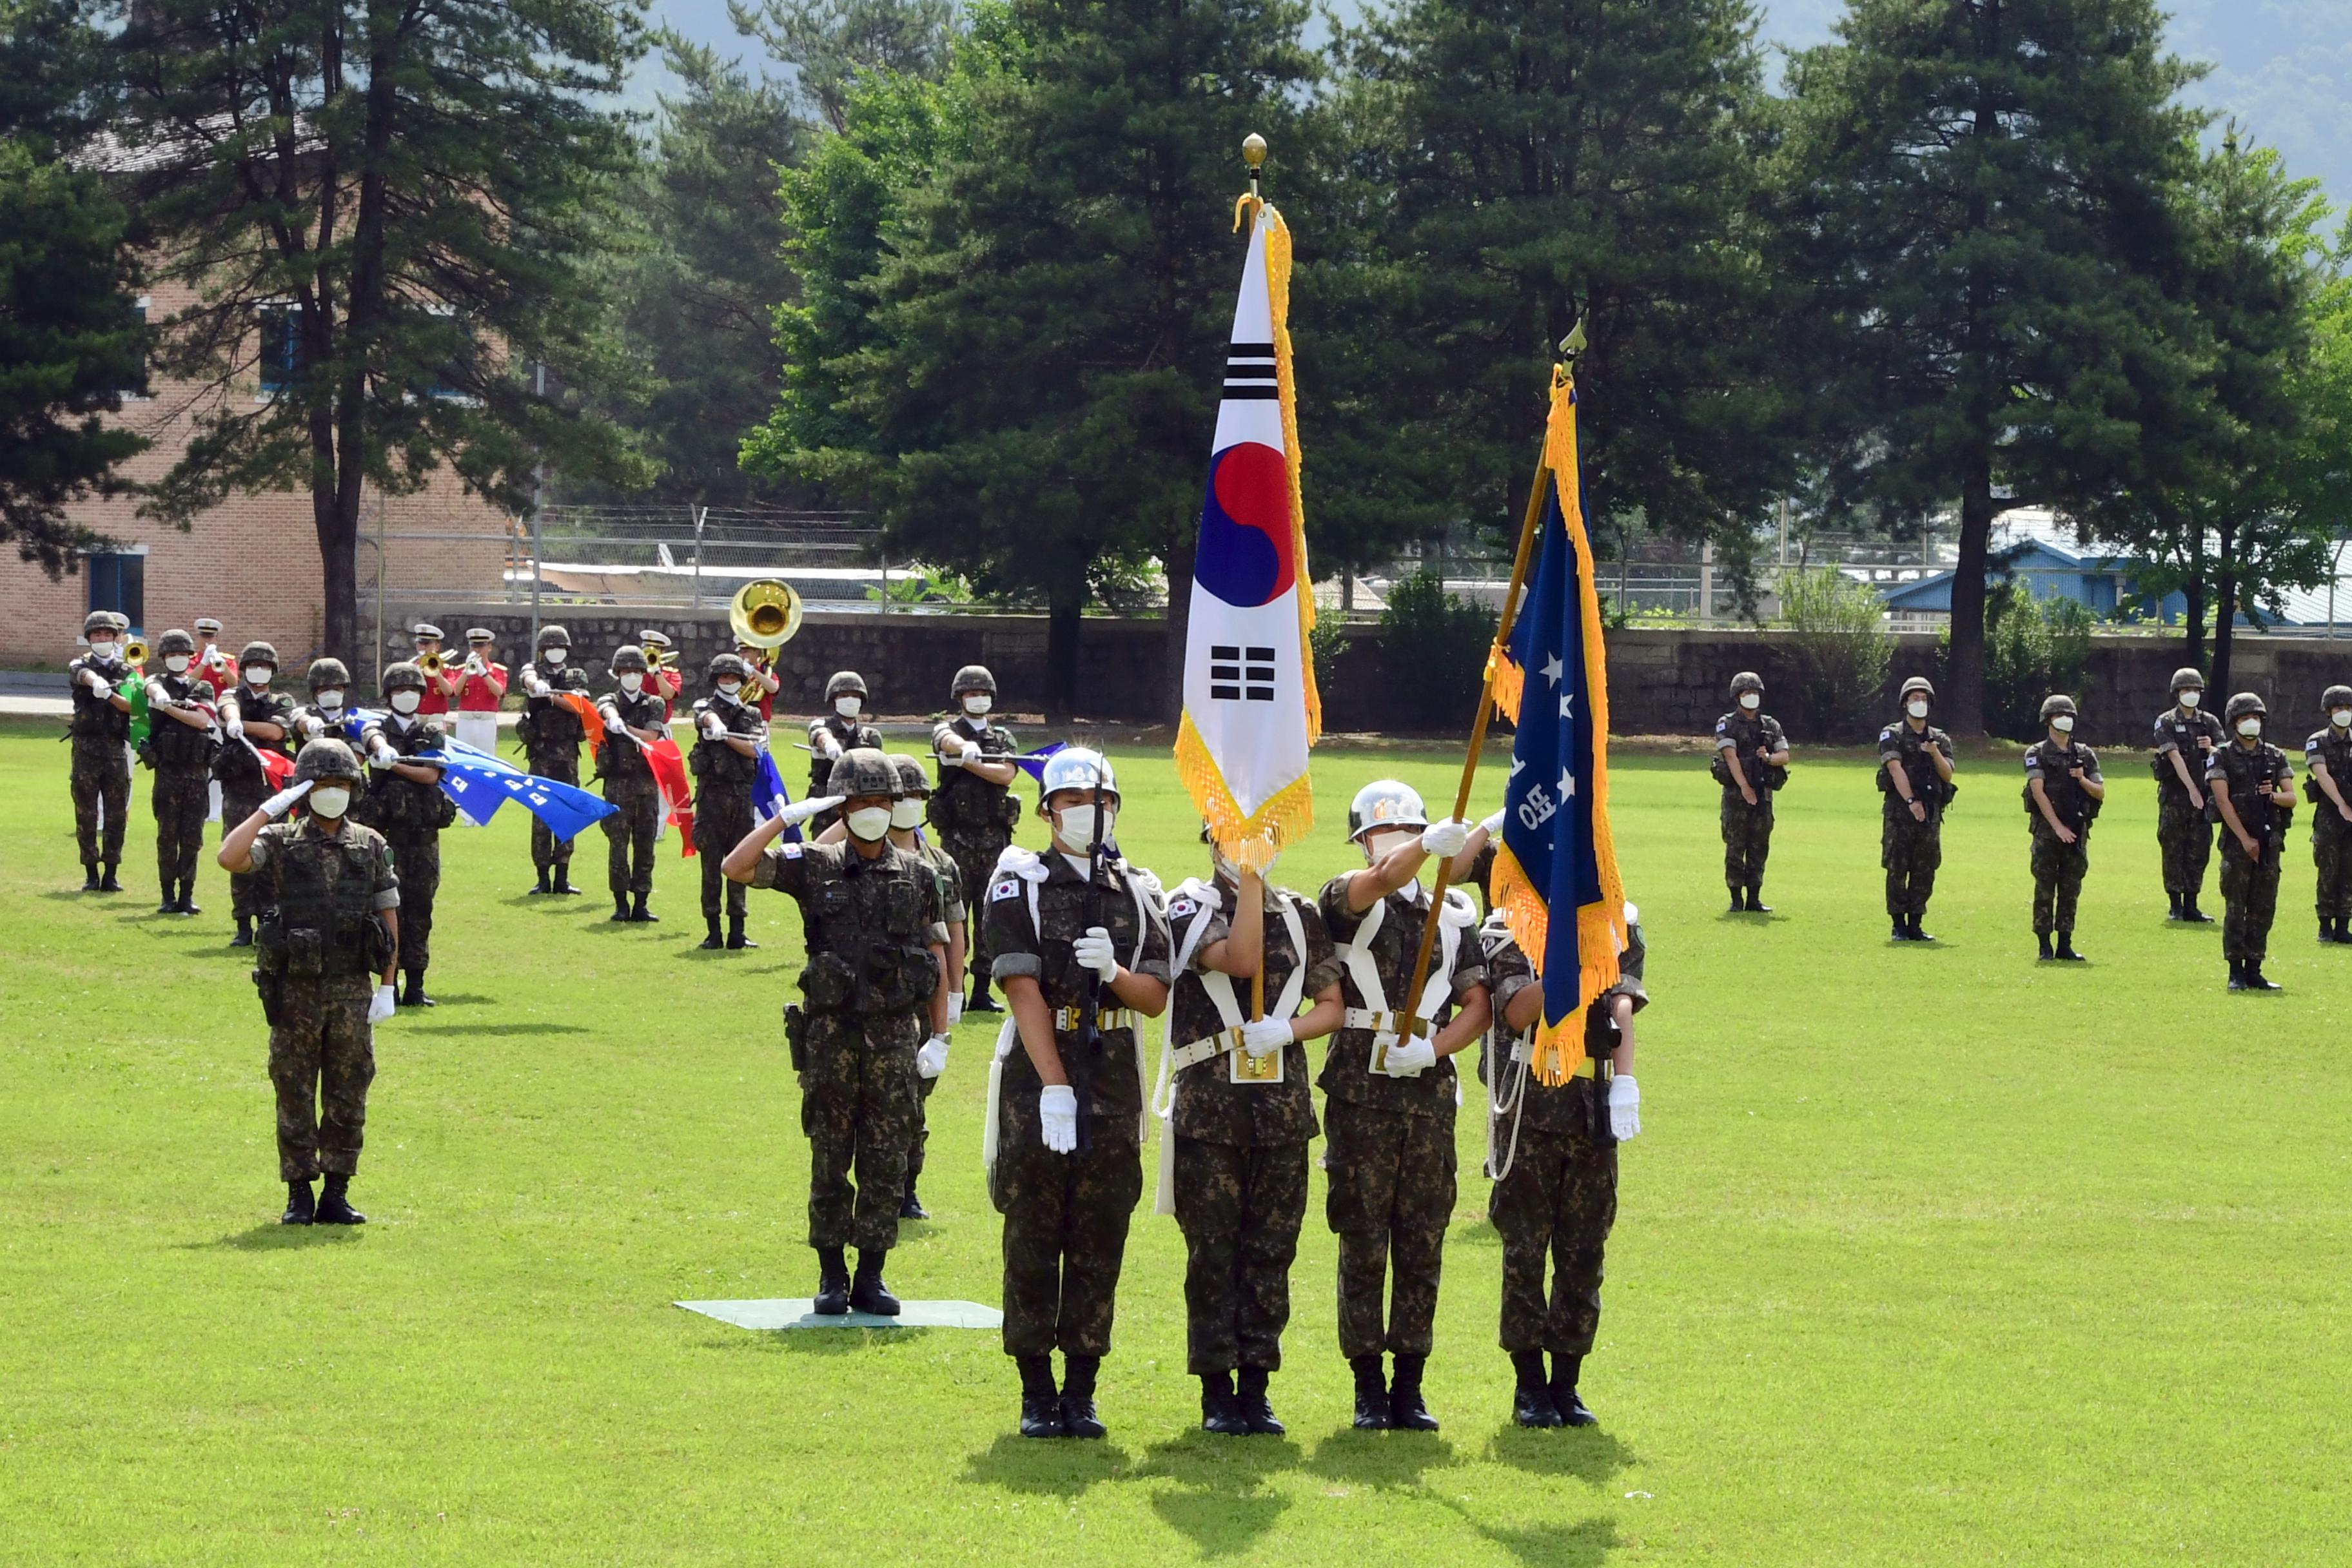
[5,716,2350,1565]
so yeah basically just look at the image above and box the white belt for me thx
[1342,1006,1409,1035]
[1054,1005,1137,1034]
[1171,1027,1245,1073]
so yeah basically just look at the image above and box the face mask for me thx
[2239,718,2263,738]
[1055,803,1114,846]
[317,690,345,710]
[88,639,116,658]
[845,805,892,842]
[1739,692,1761,710]
[1906,701,1930,720]
[965,696,992,717]
[1364,828,1416,863]
[716,680,741,699]
[890,798,926,830]
[164,654,190,674]
[2334,710,2352,730]
[244,666,273,687]
[309,786,351,819]
[620,672,643,692]
[389,690,422,715]
[2179,691,2200,709]
[543,651,565,667]
[835,696,862,719]
[2052,715,2074,734]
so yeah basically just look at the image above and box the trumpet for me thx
[123,638,150,668]
[729,578,803,651]
[641,643,669,671]
[416,650,446,677]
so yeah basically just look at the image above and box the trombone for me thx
[728,578,804,656]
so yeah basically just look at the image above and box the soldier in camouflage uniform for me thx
[2152,668,2223,922]
[725,749,948,1319]
[983,748,1171,1440]
[930,664,1022,1012]
[286,657,355,749]
[1879,676,1957,942]
[1713,672,1790,912]
[217,739,400,1226]
[2302,685,2352,944]
[688,653,769,951]
[516,624,591,895]
[2023,694,2105,961]
[217,642,297,945]
[805,671,883,836]
[66,611,133,892]
[597,646,669,923]
[1162,842,1342,1436]
[1480,905,1644,1428]
[1320,779,1489,1432]
[144,629,224,915]
[2211,692,2297,992]
[359,663,452,1007]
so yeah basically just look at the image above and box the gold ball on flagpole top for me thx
[1242,133,1268,169]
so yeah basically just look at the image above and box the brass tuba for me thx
[729,578,803,652]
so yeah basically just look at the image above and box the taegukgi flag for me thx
[1172,186,1320,867]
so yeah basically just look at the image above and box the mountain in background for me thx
[643,0,2352,209]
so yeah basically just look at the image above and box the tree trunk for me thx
[1945,455,1996,737]
[1044,583,1082,723]
[315,488,358,671]
[2211,525,2237,698]
[1161,522,1196,729]
[2180,565,2206,672]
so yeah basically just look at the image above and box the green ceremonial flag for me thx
[117,675,148,747]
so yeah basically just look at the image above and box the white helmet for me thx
[1348,779,1429,842]
[1040,745,1119,801]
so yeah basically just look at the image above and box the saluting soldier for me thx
[1161,836,1342,1437]
[930,665,1022,1012]
[1320,780,1488,1433]
[516,625,590,894]
[689,653,769,952]
[217,739,400,1226]
[596,645,669,923]
[722,749,948,1320]
[1479,903,1643,1429]
[66,611,133,892]
[1879,676,1957,942]
[1713,671,1790,913]
[2210,692,2297,992]
[358,663,451,1008]
[983,748,1171,1440]
[2152,668,2223,922]
[2023,694,2104,961]
[217,642,297,946]
[144,629,223,915]
[2303,685,2352,944]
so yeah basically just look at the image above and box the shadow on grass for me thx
[392,993,496,1007]
[1304,1427,1456,1489]
[190,1223,366,1251]
[399,1022,591,1037]
[1132,1430,1302,1556]
[962,1430,1132,1498]
[1482,1423,1636,1484]
[1452,1509,1620,1568]
[748,1326,936,1356]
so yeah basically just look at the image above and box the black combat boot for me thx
[2324,919,2340,945]
[553,865,581,894]
[968,981,1002,1014]
[2037,932,2054,961]
[2055,934,2084,961]
[630,892,657,923]
[727,917,756,950]
[1060,1355,1106,1439]
[1747,885,1771,914]
[401,967,434,1008]
[849,1250,900,1316]
[232,914,253,947]
[812,1246,851,1315]
[81,867,100,892]
[1551,1353,1597,1427]
[2245,963,2283,992]
[2168,890,2184,921]
[1389,1354,1439,1431]
[1891,920,1910,943]
[1729,886,1745,914]
[528,868,551,895]
[899,1179,927,1220]
[180,883,201,916]
[159,885,179,916]
[697,916,725,951]
[611,894,632,922]
[2226,959,2248,992]
[1909,916,1934,943]
[280,1180,315,1226]
[99,863,121,892]
[1236,1365,1284,1436]
[1018,1356,1065,1438]
[314,1173,366,1224]
[2183,895,2214,923]
[1512,1350,1563,1428]
[1350,1354,1391,1429]
[1200,1369,1250,1435]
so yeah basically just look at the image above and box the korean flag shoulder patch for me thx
[991,876,1023,902]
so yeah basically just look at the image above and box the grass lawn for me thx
[3,715,2349,1565]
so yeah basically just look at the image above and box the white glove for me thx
[816,730,843,760]
[1382,1033,1438,1077]
[602,711,626,737]
[1241,1017,1292,1059]
[1420,818,1471,859]
[259,779,314,818]
[80,667,107,691]
[1608,1075,1640,1141]
[224,714,244,740]
[777,794,845,827]
[917,1033,950,1079]
[368,741,397,769]
[946,992,963,1028]
[1480,808,1507,838]
[368,984,396,1024]
[698,711,724,738]
[1039,1084,1079,1153]
[1072,926,1119,983]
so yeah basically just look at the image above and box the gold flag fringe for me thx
[1175,711,1315,872]
[1258,199,1322,745]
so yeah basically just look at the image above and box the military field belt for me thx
[1054,1005,1137,1033]
[1172,1026,1247,1072]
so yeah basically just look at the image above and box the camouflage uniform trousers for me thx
[2157,792,2213,897]
[2314,811,2352,921]
[222,783,274,917]
[1173,1133,1309,1375]
[943,827,1010,990]
[380,836,438,972]
[268,973,378,1181]
[1720,792,1774,889]
[2030,830,2090,936]
[152,766,211,894]
[905,1073,937,1189]
[990,1090,1144,1358]
[1324,1097,1456,1360]
[801,1012,922,1253]
[1881,812,1943,921]
[1489,1102,1617,1355]
[602,774,663,897]
[2219,832,2283,965]
[695,799,752,922]
[70,737,131,869]
[526,751,582,872]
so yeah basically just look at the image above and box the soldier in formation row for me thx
[1713,672,1790,914]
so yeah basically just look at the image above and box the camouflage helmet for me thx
[1347,778,1428,841]
[707,652,751,683]
[610,645,648,675]
[292,738,364,785]
[156,628,196,658]
[888,752,932,798]
[537,623,571,651]
[81,611,119,638]
[829,746,901,799]
[2170,667,2206,694]
[952,664,997,698]
[825,670,868,701]
[1729,671,1765,700]
[1899,676,1936,703]
[2224,691,2267,724]
[238,641,279,668]
[380,660,428,693]
[2324,684,2352,712]
[306,657,351,691]
[1041,745,1119,804]
[2039,693,2078,723]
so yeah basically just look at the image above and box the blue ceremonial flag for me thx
[412,741,618,842]
[750,747,803,843]
[1011,742,1067,783]
[1487,369,1625,1084]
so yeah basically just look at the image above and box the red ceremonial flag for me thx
[643,736,696,856]
[257,747,295,786]
[557,691,607,751]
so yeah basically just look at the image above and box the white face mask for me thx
[543,651,565,667]
[1738,692,1761,710]
[1364,827,1417,863]
[844,805,893,842]
[244,666,273,687]
[1906,700,1930,720]
[2334,710,2352,730]
[835,696,862,719]
[164,654,190,674]
[716,680,741,699]
[2179,690,2200,709]
[1055,803,1114,847]
[2239,718,2263,738]
[88,638,116,658]
[389,690,422,715]
[309,785,351,819]
[317,690,345,711]
[890,798,926,830]
[964,695,992,717]
[620,672,644,693]
[2051,714,2074,734]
